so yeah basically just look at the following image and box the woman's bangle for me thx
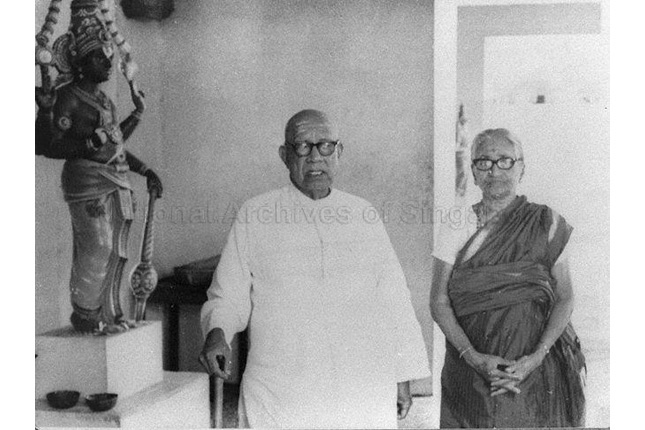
[537,343,550,356]
[459,346,474,359]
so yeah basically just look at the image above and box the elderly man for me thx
[199,109,430,428]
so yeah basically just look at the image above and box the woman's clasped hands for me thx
[465,350,545,397]
[487,352,546,397]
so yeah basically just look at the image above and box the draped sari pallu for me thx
[441,197,586,428]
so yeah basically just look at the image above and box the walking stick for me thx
[131,187,159,321]
[212,356,226,428]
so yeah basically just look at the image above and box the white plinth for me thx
[36,321,164,399]
[36,371,210,429]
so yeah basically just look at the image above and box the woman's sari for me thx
[440,196,586,428]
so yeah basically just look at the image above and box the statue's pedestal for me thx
[36,322,164,399]
[35,321,210,428]
[35,371,210,429]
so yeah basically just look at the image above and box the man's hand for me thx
[129,80,146,114]
[397,381,412,420]
[198,328,232,380]
[144,169,163,198]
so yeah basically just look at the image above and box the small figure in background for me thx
[455,103,470,200]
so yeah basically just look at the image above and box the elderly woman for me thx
[430,128,586,428]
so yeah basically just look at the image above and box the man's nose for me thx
[306,145,324,162]
[488,164,503,176]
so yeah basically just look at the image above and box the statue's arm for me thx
[35,108,55,156]
[126,150,163,197]
[119,81,145,141]
[35,85,57,156]
[125,151,148,175]
[119,110,142,142]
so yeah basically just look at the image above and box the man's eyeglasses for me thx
[472,157,522,171]
[288,140,339,157]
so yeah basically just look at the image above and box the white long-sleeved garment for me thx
[201,184,430,428]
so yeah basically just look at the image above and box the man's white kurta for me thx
[201,185,430,428]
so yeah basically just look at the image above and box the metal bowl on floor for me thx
[85,393,118,412]
[46,390,80,409]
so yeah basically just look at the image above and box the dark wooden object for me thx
[147,277,210,371]
[148,277,247,427]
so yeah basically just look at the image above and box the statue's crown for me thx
[69,0,112,60]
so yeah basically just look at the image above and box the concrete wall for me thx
[35,0,436,392]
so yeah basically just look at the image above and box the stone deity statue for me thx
[35,0,163,334]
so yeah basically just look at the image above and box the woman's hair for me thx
[471,128,524,160]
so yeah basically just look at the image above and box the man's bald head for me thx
[280,109,342,200]
[285,109,338,144]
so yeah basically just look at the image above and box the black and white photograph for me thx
[24,0,619,428]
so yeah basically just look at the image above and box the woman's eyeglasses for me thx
[472,157,522,171]
[288,140,339,157]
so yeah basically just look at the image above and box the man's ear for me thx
[279,144,288,166]
[336,142,344,159]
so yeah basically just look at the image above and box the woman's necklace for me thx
[475,195,520,228]
[474,202,499,229]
